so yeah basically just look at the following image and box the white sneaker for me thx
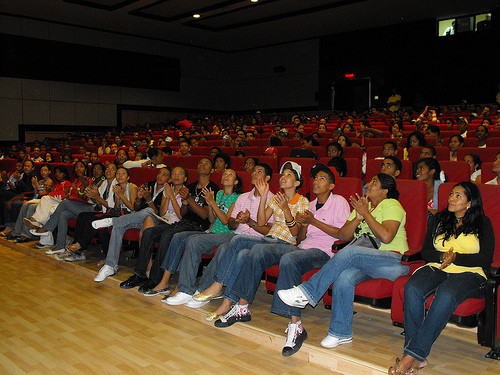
[94,264,117,282]
[320,335,352,348]
[30,229,50,236]
[92,218,113,229]
[39,232,54,246]
[45,248,65,255]
[163,292,193,306]
[35,242,53,249]
[277,286,309,308]
[186,298,209,309]
[55,251,71,261]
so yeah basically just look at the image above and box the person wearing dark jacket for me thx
[0,160,36,232]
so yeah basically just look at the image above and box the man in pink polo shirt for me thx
[168,163,275,310]
[227,163,350,356]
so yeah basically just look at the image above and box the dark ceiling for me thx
[0,0,496,51]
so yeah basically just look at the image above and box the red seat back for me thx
[440,161,470,183]
[396,179,428,255]
[99,154,116,164]
[458,147,500,163]
[481,162,496,184]
[128,168,159,187]
[330,177,362,203]
[189,147,210,155]
[343,146,363,159]
[229,156,246,171]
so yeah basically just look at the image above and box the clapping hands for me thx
[202,187,215,204]
[236,209,250,224]
[255,178,269,197]
[349,193,370,220]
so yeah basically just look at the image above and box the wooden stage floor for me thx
[0,238,498,374]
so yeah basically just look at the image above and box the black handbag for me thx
[347,233,381,249]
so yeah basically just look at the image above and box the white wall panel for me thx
[0,99,22,140]
[50,82,75,102]
[98,86,121,104]
[74,83,99,103]
[23,100,50,124]
[0,77,23,99]
[23,79,50,100]
[50,101,75,125]
[75,102,98,125]
[98,104,116,126]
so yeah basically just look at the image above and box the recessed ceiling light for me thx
[251,0,259,3]
[193,14,200,18]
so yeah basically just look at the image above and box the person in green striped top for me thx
[143,169,242,299]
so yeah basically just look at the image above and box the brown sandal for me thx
[388,357,425,375]
[66,243,81,253]
[388,358,405,375]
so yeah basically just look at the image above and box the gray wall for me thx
[0,14,319,141]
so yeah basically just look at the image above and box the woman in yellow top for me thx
[388,181,494,374]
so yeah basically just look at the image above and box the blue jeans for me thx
[44,199,95,248]
[216,234,289,303]
[134,220,200,284]
[161,231,200,274]
[298,245,409,339]
[104,208,159,269]
[12,200,39,238]
[196,240,232,293]
[270,248,330,319]
[403,266,486,362]
[171,232,235,295]
[231,243,329,310]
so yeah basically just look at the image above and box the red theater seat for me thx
[128,167,159,187]
[458,147,500,163]
[439,161,470,183]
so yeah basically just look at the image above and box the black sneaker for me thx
[214,304,251,328]
[138,280,157,293]
[282,322,307,356]
[119,275,149,289]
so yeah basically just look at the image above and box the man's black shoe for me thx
[119,275,148,289]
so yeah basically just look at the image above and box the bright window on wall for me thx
[438,12,491,37]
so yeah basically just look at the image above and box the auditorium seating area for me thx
[1,105,500,360]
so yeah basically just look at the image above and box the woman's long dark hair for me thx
[434,181,484,244]
[233,171,243,195]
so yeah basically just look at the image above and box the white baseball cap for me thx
[279,161,302,179]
